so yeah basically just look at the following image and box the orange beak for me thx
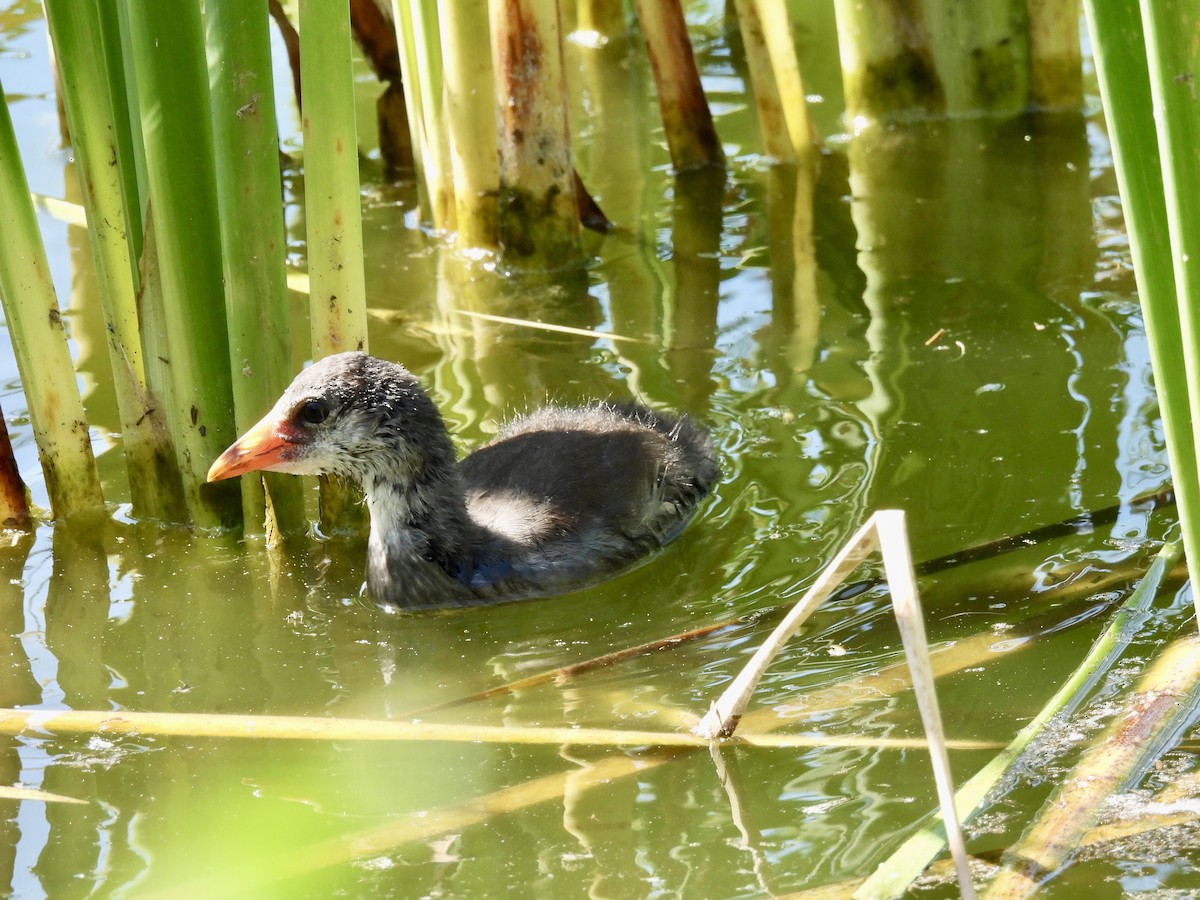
[207,414,291,482]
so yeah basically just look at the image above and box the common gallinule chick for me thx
[207,352,718,609]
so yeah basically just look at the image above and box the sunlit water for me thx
[1,4,1195,897]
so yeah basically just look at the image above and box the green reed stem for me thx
[1085,1,1200,618]
[392,0,454,230]
[0,83,104,519]
[42,0,182,519]
[299,0,369,359]
[95,0,144,268]
[299,0,370,534]
[126,0,240,529]
[207,0,305,535]
[438,0,498,250]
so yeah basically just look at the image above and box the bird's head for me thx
[207,351,451,487]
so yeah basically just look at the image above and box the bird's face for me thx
[207,352,437,485]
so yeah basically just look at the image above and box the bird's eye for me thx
[298,399,330,425]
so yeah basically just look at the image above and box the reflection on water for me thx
[0,6,1189,898]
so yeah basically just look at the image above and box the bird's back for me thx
[459,403,718,600]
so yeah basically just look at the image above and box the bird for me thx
[207,352,719,610]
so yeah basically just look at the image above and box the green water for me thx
[1,4,1195,898]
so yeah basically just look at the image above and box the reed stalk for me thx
[438,0,498,250]
[1084,1,1200,618]
[298,0,369,360]
[695,511,975,898]
[126,1,240,528]
[0,785,86,806]
[348,0,411,178]
[95,0,144,265]
[983,634,1200,898]
[1140,0,1200,621]
[451,309,649,343]
[834,0,1037,121]
[731,0,815,161]
[0,707,994,751]
[298,0,371,534]
[102,0,189,523]
[874,511,975,897]
[632,0,724,171]
[206,0,306,535]
[695,516,879,738]
[42,0,181,519]
[490,0,582,267]
[1027,0,1083,109]
[45,0,139,314]
[0,82,104,520]
[391,0,455,229]
[833,0,928,121]
[577,0,626,38]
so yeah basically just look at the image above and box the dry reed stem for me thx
[408,617,750,715]
[874,511,975,898]
[0,707,997,752]
[695,516,879,738]
[982,634,1200,898]
[0,785,86,805]
[0,408,29,529]
[631,0,724,171]
[695,511,975,898]
[450,309,652,344]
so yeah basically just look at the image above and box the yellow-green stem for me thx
[0,82,104,519]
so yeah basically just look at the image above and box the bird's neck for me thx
[361,467,475,608]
